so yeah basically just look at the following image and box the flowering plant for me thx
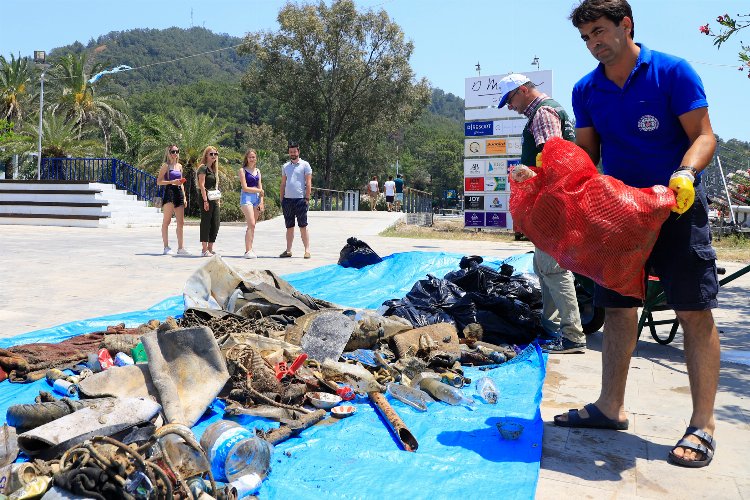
[700,13,750,78]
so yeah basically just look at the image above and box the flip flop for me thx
[553,403,629,430]
[667,426,715,468]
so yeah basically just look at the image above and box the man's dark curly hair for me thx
[569,0,635,39]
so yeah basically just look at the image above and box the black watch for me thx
[676,165,697,177]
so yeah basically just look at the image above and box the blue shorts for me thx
[241,192,261,207]
[395,193,404,202]
[594,180,718,311]
[282,197,309,228]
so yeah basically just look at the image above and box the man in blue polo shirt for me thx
[555,0,719,469]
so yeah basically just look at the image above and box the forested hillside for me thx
[2,20,463,213]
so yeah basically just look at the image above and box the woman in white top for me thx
[368,175,379,211]
[238,148,265,258]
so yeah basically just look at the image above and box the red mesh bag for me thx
[509,137,676,299]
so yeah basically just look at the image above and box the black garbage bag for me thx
[338,237,383,269]
[381,299,453,327]
[381,275,478,329]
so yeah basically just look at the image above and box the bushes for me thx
[359,194,388,211]
[219,190,282,222]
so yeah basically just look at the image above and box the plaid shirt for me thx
[523,93,562,147]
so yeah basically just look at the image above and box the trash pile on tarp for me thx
[1,252,546,499]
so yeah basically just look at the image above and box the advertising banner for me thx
[464,211,485,227]
[464,121,493,136]
[464,195,484,210]
[464,159,485,176]
[484,176,509,193]
[485,212,508,227]
[464,177,484,192]
[465,70,553,109]
[485,194,509,211]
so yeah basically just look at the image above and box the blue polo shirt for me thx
[572,44,708,188]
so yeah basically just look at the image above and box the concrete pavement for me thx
[1,211,748,498]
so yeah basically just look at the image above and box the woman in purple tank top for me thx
[156,144,190,255]
[238,148,265,259]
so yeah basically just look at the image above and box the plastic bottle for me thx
[199,420,274,483]
[475,377,499,404]
[419,378,474,406]
[386,383,430,411]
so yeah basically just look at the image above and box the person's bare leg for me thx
[556,307,635,423]
[285,227,294,253]
[300,226,310,253]
[670,309,719,462]
[241,205,256,252]
[161,204,173,248]
[175,206,185,250]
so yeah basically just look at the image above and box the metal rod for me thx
[36,70,45,180]
[368,391,418,452]
[716,156,737,224]
[262,409,326,445]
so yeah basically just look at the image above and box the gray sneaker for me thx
[542,337,587,354]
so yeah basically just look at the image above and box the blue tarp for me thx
[1,252,545,499]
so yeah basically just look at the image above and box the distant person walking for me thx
[368,176,379,211]
[197,146,221,257]
[394,173,404,211]
[384,175,396,212]
[239,148,265,259]
[279,141,312,259]
[157,144,190,256]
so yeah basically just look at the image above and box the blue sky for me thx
[2,0,748,141]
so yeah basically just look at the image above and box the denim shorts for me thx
[282,197,308,228]
[594,180,718,311]
[241,192,261,207]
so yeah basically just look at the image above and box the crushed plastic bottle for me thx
[475,376,499,404]
[386,383,430,411]
[419,378,474,406]
[199,420,274,483]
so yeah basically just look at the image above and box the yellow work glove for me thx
[668,169,695,214]
[535,152,543,167]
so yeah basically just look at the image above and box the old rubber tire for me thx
[581,304,605,334]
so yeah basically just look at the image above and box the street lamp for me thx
[34,50,47,180]
[530,56,540,70]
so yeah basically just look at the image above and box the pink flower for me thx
[717,15,724,22]
[699,24,710,34]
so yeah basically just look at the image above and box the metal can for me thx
[440,372,465,388]
[52,379,78,397]
[98,348,115,370]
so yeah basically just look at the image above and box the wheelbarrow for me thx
[573,273,605,335]
[636,264,749,344]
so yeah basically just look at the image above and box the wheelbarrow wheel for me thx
[580,302,605,334]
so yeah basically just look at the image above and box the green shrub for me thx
[359,194,387,211]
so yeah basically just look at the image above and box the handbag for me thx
[207,189,222,201]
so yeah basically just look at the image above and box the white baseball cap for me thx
[497,73,531,108]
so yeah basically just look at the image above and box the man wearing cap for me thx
[499,73,586,354]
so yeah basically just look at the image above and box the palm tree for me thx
[48,53,126,155]
[141,108,228,214]
[0,54,33,129]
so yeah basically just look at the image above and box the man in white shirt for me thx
[383,176,396,212]
[279,142,312,259]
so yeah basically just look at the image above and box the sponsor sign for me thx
[445,189,458,201]
[464,177,484,192]
[507,158,522,173]
[464,159,485,176]
[464,195,483,210]
[494,119,527,136]
[486,158,506,175]
[484,176,508,193]
[486,139,506,155]
[506,136,522,154]
[486,194,509,211]
[464,121,493,136]
[485,211,508,227]
[464,211,485,227]
[465,70,553,108]
[464,138,485,157]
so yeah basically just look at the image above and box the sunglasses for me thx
[169,149,179,154]
[209,152,219,157]
[505,87,521,107]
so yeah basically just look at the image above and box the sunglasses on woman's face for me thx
[209,152,218,157]
[170,149,179,154]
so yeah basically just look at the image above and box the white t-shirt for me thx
[384,180,396,196]
[282,160,312,198]
[368,180,379,192]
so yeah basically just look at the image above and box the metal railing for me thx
[41,157,160,201]
[403,187,433,226]
[310,187,359,211]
